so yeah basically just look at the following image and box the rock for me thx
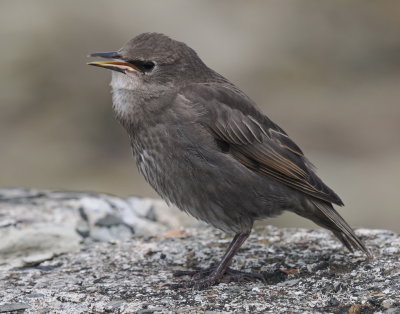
[0,188,399,312]
[0,188,194,269]
[95,213,126,228]
[0,225,80,269]
[0,303,29,313]
[382,299,394,309]
[105,300,125,311]
[137,308,165,314]
[277,278,300,287]
[0,222,399,313]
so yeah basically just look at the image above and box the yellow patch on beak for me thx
[87,61,138,73]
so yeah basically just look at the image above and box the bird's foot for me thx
[169,266,265,290]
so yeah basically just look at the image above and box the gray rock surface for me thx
[0,189,399,313]
[0,188,192,269]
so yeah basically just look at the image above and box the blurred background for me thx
[1,1,399,231]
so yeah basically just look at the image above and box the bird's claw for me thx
[169,266,265,290]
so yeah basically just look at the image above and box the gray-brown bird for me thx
[88,33,370,289]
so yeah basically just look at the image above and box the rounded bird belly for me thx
[133,131,294,234]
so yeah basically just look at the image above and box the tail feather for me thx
[305,200,371,257]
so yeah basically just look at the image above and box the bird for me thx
[87,32,370,289]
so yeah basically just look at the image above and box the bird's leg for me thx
[173,233,244,279]
[171,232,265,289]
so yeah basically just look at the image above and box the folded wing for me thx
[178,83,343,206]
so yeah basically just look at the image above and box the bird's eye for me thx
[130,60,156,73]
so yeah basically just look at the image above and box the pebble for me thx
[382,299,394,309]
[137,307,165,314]
[0,303,29,313]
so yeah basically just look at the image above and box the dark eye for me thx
[130,60,155,73]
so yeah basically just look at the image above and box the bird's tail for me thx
[298,200,371,257]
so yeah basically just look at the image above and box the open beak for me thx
[87,51,138,74]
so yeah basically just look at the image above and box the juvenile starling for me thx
[88,33,370,289]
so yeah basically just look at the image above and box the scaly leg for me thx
[171,232,265,289]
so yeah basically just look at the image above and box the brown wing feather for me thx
[178,83,344,206]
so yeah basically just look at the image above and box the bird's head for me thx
[88,33,209,93]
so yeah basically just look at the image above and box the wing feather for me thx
[177,83,344,206]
